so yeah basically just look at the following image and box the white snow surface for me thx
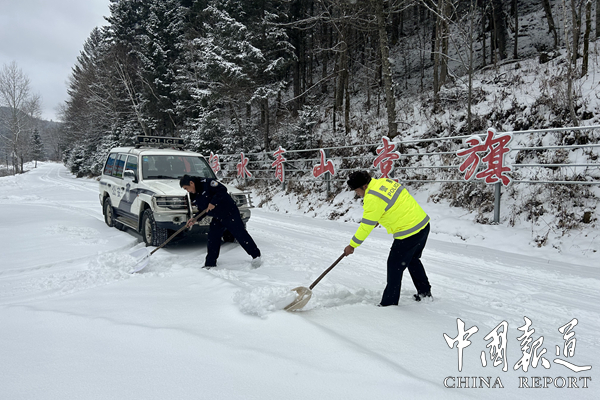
[1,162,598,399]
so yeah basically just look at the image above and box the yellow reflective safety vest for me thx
[350,178,430,248]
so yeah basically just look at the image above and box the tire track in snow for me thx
[37,163,99,193]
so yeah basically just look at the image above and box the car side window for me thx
[114,154,128,178]
[104,153,117,176]
[125,155,138,180]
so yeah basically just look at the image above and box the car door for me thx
[110,153,129,216]
[118,154,140,219]
[101,152,119,205]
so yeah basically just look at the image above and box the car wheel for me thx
[104,198,125,230]
[141,209,168,246]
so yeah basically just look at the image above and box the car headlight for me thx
[232,193,252,207]
[155,196,188,210]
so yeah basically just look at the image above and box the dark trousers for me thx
[205,212,261,267]
[380,224,431,306]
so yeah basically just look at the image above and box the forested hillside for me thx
[62,0,599,170]
[60,0,600,239]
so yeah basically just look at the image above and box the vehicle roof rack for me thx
[135,135,185,149]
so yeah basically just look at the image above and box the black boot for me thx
[413,291,433,302]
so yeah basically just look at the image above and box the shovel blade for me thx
[129,247,151,273]
[284,286,313,311]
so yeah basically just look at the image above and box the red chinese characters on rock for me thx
[313,149,335,178]
[272,146,286,183]
[236,152,251,178]
[457,128,513,186]
[209,151,221,174]
[374,136,400,179]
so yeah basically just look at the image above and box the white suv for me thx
[99,136,253,246]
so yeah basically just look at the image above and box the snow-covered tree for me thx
[178,2,266,151]
[0,61,41,174]
[106,0,188,136]
[30,128,44,168]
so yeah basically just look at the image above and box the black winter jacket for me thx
[188,177,238,221]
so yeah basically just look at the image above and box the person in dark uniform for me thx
[180,175,261,269]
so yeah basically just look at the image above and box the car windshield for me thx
[141,155,216,180]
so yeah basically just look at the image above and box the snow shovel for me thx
[284,253,346,311]
[130,208,209,273]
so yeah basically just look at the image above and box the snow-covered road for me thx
[1,163,598,399]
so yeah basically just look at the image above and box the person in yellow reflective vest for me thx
[343,171,432,306]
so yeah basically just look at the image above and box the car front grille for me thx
[155,196,188,210]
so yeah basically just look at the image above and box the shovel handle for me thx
[149,208,209,256]
[309,253,346,290]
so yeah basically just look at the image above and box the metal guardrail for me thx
[212,125,600,223]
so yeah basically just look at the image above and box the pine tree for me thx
[31,128,44,168]
[178,1,270,151]
[107,0,188,136]
[63,28,120,175]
